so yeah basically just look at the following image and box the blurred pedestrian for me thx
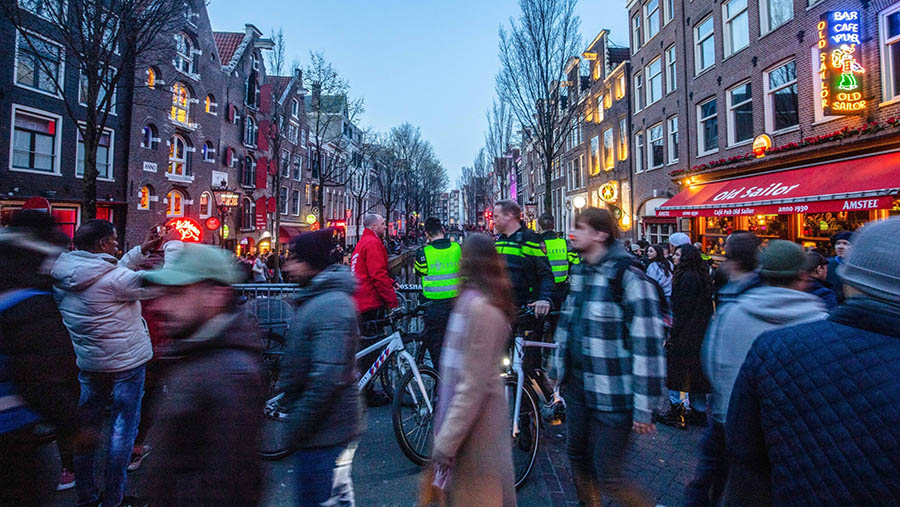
[551,208,665,507]
[52,220,164,507]
[803,251,838,311]
[725,218,900,505]
[645,244,673,301]
[0,211,79,505]
[684,241,827,506]
[716,232,762,307]
[350,214,398,407]
[282,230,365,506]
[140,244,264,506]
[656,244,713,430]
[432,233,516,506]
[826,230,852,303]
[414,217,460,367]
[252,253,268,282]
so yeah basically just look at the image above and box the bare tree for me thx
[457,149,492,226]
[348,130,381,241]
[2,0,186,219]
[374,143,403,232]
[485,99,516,200]
[305,52,364,226]
[496,0,581,212]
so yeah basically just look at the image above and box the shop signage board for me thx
[165,218,203,242]
[657,195,893,217]
[817,11,866,115]
[599,182,618,203]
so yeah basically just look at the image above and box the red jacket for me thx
[350,228,398,314]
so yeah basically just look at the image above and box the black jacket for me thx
[668,270,713,393]
[496,226,554,308]
[143,312,265,506]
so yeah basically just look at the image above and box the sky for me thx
[208,0,629,185]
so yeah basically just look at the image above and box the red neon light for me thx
[165,218,203,243]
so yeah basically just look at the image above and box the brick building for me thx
[632,0,900,252]
[0,1,130,238]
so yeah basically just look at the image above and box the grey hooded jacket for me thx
[281,265,366,449]
[702,285,827,423]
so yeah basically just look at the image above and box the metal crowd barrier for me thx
[234,283,301,339]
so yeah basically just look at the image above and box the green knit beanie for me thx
[758,240,805,278]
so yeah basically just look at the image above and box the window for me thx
[76,128,113,179]
[880,6,900,102]
[225,147,238,168]
[291,98,299,117]
[15,32,63,95]
[202,141,215,162]
[632,13,642,51]
[664,0,673,24]
[20,0,62,20]
[288,123,299,144]
[174,33,194,74]
[727,81,753,145]
[695,16,715,74]
[665,45,677,93]
[698,98,718,155]
[617,117,628,160]
[146,67,156,89]
[616,74,625,99]
[305,183,311,205]
[141,124,158,149]
[199,191,211,218]
[648,123,664,169]
[602,128,614,170]
[11,107,59,174]
[723,0,749,57]
[246,73,259,107]
[293,155,302,180]
[241,198,254,229]
[595,95,604,122]
[244,116,257,146]
[166,190,184,217]
[79,66,116,111]
[301,129,307,147]
[667,116,679,163]
[170,83,190,124]
[760,0,793,36]
[291,189,300,215]
[634,72,643,111]
[242,155,255,187]
[634,131,644,173]
[279,186,288,214]
[605,88,614,108]
[646,57,662,105]
[765,60,798,132]
[644,0,660,40]
[589,135,600,175]
[138,186,150,210]
[204,95,217,115]
[168,135,188,176]
[281,150,290,178]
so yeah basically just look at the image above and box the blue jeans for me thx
[294,442,357,506]
[74,365,145,507]
[683,420,727,507]
[669,390,707,412]
[565,387,652,506]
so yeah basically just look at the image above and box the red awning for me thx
[657,151,900,217]
[279,226,304,242]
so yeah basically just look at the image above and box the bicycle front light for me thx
[502,356,511,367]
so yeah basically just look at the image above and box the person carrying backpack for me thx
[550,208,666,507]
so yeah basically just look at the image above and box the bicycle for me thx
[504,308,562,488]
[257,305,440,466]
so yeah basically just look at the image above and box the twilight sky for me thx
[208,0,629,184]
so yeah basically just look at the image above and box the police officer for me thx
[414,217,461,367]
[537,213,579,312]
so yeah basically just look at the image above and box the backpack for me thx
[609,257,673,333]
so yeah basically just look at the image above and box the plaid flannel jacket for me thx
[551,246,666,424]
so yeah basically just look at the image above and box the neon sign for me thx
[165,218,203,243]
[817,11,866,115]
[599,182,618,203]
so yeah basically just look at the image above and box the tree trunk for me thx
[543,153,553,213]
[82,126,99,220]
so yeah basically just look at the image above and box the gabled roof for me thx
[213,32,244,66]
[268,76,292,99]
[608,47,630,67]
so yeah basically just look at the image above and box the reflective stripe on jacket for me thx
[416,240,461,300]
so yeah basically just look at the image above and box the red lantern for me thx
[205,217,221,230]
[165,217,203,243]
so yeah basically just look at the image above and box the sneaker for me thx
[56,468,75,491]
[654,402,687,430]
[127,445,152,472]
[686,409,708,427]
[541,400,566,425]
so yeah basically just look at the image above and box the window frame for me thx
[78,65,117,115]
[170,82,191,125]
[244,115,258,147]
[617,116,628,161]
[759,0,793,37]
[665,45,677,94]
[664,0,674,24]
[279,186,289,215]
[9,104,62,176]
[632,12,642,52]
[602,127,614,170]
[644,0,661,41]
[697,97,719,156]
[174,32,194,75]
[204,95,217,115]
[137,185,151,210]
[694,15,716,75]
[199,191,212,218]
[647,122,665,170]
[168,134,188,176]
[141,124,159,149]
[646,56,663,105]
[667,115,679,164]
[880,4,900,104]
[291,188,301,215]
[75,124,114,180]
[723,0,750,58]
[14,29,65,98]
[201,140,215,162]
[726,80,754,146]
[242,155,256,187]
[764,59,799,133]
[634,130,644,173]
[166,189,184,217]
[634,71,644,111]
[291,98,300,118]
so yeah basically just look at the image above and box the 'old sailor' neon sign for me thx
[818,11,866,115]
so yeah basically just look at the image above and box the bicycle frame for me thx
[356,331,434,414]
[510,335,559,436]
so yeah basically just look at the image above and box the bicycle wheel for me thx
[505,376,540,488]
[379,354,403,400]
[392,366,440,466]
[257,389,293,460]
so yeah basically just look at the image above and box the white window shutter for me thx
[151,137,161,143]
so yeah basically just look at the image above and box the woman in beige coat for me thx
[432,233,516,506]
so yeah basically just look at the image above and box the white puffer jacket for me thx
[52,246,159,373]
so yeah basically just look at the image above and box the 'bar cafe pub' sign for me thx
[818,11,866,115]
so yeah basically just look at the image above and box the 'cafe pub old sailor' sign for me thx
[817,11,866,115]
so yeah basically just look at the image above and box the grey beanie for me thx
[838,217,900,304]
[669,232,691,247]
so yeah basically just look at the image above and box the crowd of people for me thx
[1,202,899,507]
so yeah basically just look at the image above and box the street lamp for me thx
[213,189,240,247]
[573,195,587,210]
